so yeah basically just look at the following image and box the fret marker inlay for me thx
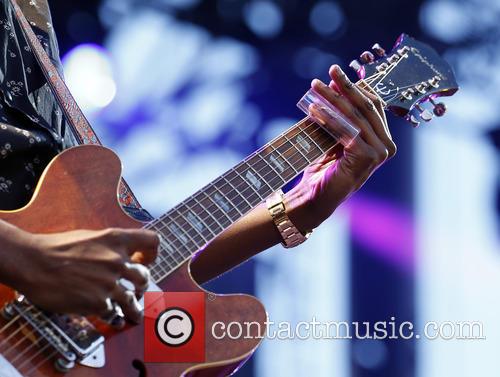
[269,154,285,173]
[168,223,188,244]
[245,170,262,190]
[159,235,174,252]
[213,193,231,212]
[187,211,204,232]
[296,134,311,152]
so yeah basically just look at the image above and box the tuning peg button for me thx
[360,51,375,63]
[416,104,433,122]
[372,43,386,56]
[408,114,420,128]
[430,98,447,117]
[349,59,362,72]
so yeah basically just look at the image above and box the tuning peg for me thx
[360,51,375,63]
[407,114,420,128]
[416,104,433,122]
[430,98,447,117]
[372,43,386,56]
[349,59,362,72]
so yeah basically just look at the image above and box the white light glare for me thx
[62,44,117,113]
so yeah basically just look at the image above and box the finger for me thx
[328,65,389,142]
[111,284,142,324]
[330,66,396,158]
[311,78,387,157]
[357,86,396,157]
[121,262,150,298]
[112,228,160,265]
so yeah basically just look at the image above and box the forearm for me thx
[0,220,33,290]
[190,188,311,284]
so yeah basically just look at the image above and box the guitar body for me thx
[0,145,266,377]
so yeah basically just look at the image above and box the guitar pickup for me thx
[297,89,360,147]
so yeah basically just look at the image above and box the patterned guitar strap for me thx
[10,0,152,221]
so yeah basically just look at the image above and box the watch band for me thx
[266,190,312,249]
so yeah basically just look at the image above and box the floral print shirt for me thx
[0,0,75,210]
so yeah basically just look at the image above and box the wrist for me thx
[283,187,316,233]
[0,223,41,293]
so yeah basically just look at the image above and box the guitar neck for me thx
[147,116,336,283]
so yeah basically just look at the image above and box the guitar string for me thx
[0,65,404,370]
[0,307,43,346]
[145,71,400,280]
[145,120,328,266]
[9,335,45,365]
[22,350,59,377]
[145,67,400,279]
[14,342,53,374]
[146,119,335,278]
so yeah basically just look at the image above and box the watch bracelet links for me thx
[266,190,312,249]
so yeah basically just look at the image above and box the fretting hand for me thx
[285,65,397,232]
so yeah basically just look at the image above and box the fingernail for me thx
[311,78,324,88]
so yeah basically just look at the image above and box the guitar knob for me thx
[430,99,447,117]
[372,43,386,56]
[360,51,375,63]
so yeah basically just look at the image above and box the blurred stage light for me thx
[157,0,202,9]
[309,1,344,37]
[352,339,388,370]
[293,46,340,79]
[419,0,472,43]
[244,0,284,38]
[217,0,244,21]
[62,44,117,113]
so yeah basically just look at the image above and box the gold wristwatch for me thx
[266,190,312,249]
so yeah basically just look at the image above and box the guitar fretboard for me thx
[146,117,337,283]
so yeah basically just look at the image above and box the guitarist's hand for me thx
[286,65,397,231]
[13,227,158,323]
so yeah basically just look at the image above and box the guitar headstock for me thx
[349,34,459,127]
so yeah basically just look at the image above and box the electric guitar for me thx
[0,34,458,376]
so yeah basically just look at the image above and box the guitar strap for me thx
[9,0,146,215]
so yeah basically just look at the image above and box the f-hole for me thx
[132,359,147,377]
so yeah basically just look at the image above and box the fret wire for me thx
[169,213,204,250]
[155,220,187,254]
[153,120,322,230]
[253,152,287,185]
[209,181,244,217]
[181,199,221,236]
[245,161,275,193]
[154,122,333,239]
[148,120,341,281]
[191,194,225,232]
[284,132,309,170]
[299,125,328,155]
[152,235,176,274]
[156,222,190,261]
[285,132,313,164]
[268,142,299,175]
[182,201,218,238]
[174,206,211,244]
[172,207,209,245]
[149,75,390,282]
[220,174,253,209]
[230,166,264,202]
[199,190,233,226]
[150,121,332,247]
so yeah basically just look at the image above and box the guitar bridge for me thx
[2,296,105,373]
